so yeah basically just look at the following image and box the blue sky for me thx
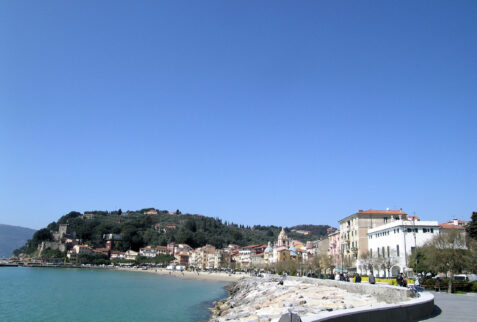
[1,1,476,229]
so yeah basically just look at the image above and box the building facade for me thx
[338,209,408,271]
[366,219,439,276]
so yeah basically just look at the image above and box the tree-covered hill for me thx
[14,209,335,255]
[290,224,335,236]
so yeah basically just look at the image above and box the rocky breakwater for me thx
[210,276,385,321]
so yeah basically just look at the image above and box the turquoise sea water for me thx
[0,267,227,322]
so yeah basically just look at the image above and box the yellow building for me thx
[276,247,290,262]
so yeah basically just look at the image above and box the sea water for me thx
[0,267,227,321]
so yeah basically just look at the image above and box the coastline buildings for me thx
[366,218,439,276]
[328,230,341,269]
[30,210,471,279]
[338,209,408,272]
[439,218,468,235]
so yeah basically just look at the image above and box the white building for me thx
[139,247,157,258]
[239,249,251,268]
[364,219,439,277]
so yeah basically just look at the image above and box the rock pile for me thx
[210,276,384,321]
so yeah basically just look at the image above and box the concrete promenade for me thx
[422,291,477,321]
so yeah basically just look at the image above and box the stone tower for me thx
[277,228,289,248]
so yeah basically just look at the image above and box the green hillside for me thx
[14,209,334,255]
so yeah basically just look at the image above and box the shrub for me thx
[471,282,477,293]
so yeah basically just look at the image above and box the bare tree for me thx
[318,253,332,274]
[381,249,399,277]
[421,229,471,293]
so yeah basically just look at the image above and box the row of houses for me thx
[329,209,468,277]
[67,208,468,277]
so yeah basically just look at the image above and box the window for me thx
[370,249,373,257]
[382,247,385,258]
[387,246,390,257]
[377,248,380,257]
[397,245,400,257]
[384,217,388,223]
[411,247,416,255]
[431,228,434,233]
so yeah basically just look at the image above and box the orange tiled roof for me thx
[243,244,262,249]
[439,223,466,229]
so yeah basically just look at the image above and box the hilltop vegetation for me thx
[290,224,334,236]
[14,209,334,255]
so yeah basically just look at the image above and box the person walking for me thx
[396,273,403,286]
[355,273,362,283]
[402,274,408,287]
[368,273,376,284]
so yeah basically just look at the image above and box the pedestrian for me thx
[402,275,408,287]
[435,277,441,292]
[414,276,420,287]
[368,273,376,284]
[355,273,361,283]
[396,273,403,286]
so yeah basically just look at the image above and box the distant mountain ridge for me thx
[0,224,36,258]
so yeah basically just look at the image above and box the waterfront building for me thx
[110,251,125,260]
[230,250,240,268]
[338,209,408,272]
[93,248,110,257]
[175,251,189,267]
[125,250,139,260]
[156,246,170,255]
[439,218,468,235]
[140,246,157,258]
[366,218,439,276]
[251,253,265,268]
[328,230,341,268]
[239,248,252,269]
[276,247,290,262]
[73,245,93,255]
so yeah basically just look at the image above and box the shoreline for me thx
[116,266,244,282]
[11,264,244,283]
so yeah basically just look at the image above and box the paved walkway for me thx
[420,291,477,321]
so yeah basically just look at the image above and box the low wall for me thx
[306,292,434,322]
[288,276,411,304]
[285,276,434,322]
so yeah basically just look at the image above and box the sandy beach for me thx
[116,267,244,282]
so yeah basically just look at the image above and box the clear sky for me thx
[1,1,476,229]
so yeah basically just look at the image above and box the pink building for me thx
[328,230,341,267]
